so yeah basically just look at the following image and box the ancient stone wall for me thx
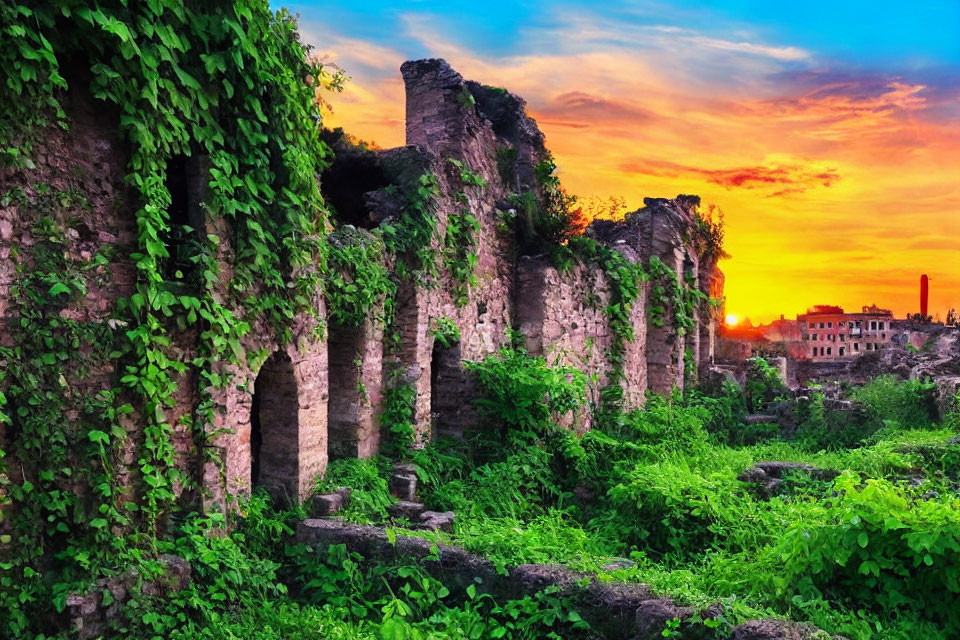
[515,255,647,414]
[0,57,722,512]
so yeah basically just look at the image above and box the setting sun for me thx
[725,314,739,327]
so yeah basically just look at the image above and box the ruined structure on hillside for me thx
[0,58,723,513]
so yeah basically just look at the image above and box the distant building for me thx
[799,304,895,361]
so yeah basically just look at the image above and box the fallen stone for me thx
[390,473,418,501]
[634,598,695,639]
[730,618,834,640]
[390,464,419,501]
[419,510,455,532]
[387,500,425,521]
[311,492,345,517]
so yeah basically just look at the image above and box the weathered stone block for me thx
[387,500,425,521]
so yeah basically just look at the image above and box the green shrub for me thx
[770,473,960,632]
[315,458,392,523]
[851,375,937,431]
[745,357,789,413]
[465,346,586,437]
[689,382,750,445]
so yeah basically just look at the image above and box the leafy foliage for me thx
[325,226,395,327]
[0,2,334,632]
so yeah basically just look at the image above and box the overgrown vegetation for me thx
[321,351,959,640]
[1,2,336,635]
[3,4,957,640]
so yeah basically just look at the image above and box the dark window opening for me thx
[162,154,205,284]
[682,255,695,280]
[250,351,299,503]
[320,151,390,229]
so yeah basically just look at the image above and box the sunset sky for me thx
[291,1,960,323]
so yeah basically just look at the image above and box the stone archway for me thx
[250,351,300,501]
[246,345,329,504]
[430,338,474,441]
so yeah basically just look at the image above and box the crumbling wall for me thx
[0,56,722,513]
[328,318,384,459]
[588,195,718,396]
[515,255,647,412]
[393,59,545,441]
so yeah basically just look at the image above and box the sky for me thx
[288,1,960,323]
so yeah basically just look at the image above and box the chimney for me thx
[921,274,929,318]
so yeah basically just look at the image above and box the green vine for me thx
[379,172,441,286]
[566,237,647,413]
[0,3,334,633]
[647,256,706,335]
[444,159,484,307]
[325,226,395,328]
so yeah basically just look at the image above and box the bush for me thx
[315,458,392,522]
[745,357,789,413]
[851,375,937,431]
[770,473,960,632]
[465,346,586,437]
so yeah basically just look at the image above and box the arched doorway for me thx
[250,351,300,502]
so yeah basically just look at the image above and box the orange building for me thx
[799,304,895,361]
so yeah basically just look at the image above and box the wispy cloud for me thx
[621,158,840,194]
[306,5,960,320]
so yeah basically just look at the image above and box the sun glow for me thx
[725,314,739,327]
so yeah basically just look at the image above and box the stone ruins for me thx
[0,58,723,511]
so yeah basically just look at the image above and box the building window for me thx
[854,343,859,351]
[812,347,817,357]
[839,347,845,356]
[809,323,815,328]
[839,334,844,342]
[827,347,832,355]
[879,321,885,330]
[881,332,886,339]
[828,322,833,328]
[870,321,877,330]
[866,343,872,350]
[820,347,825,356]
[819,322,825,329]
[839,321,845,327]
[812,334,817,341]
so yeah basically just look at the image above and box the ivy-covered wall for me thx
[0,15,724,568]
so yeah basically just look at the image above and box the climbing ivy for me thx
[444,159,484,307]
[566,237,648,413]
[0,2,335,633]
[379,172,441,285]
[647,256,707,336]
[325,226,396,328]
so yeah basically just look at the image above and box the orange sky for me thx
[301,12,960,323]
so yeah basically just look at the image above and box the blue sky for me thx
[289,1,960,67]
[290,1,960,320]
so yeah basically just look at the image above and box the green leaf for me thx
[48,282,71,296]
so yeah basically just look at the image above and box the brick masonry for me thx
[0,58,723,512]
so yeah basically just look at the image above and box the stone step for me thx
[310,487,352,517]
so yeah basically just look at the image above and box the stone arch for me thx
[250,351,300,501]
[246,345,328,504]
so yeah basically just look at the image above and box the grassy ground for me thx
[317,366,960,640]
